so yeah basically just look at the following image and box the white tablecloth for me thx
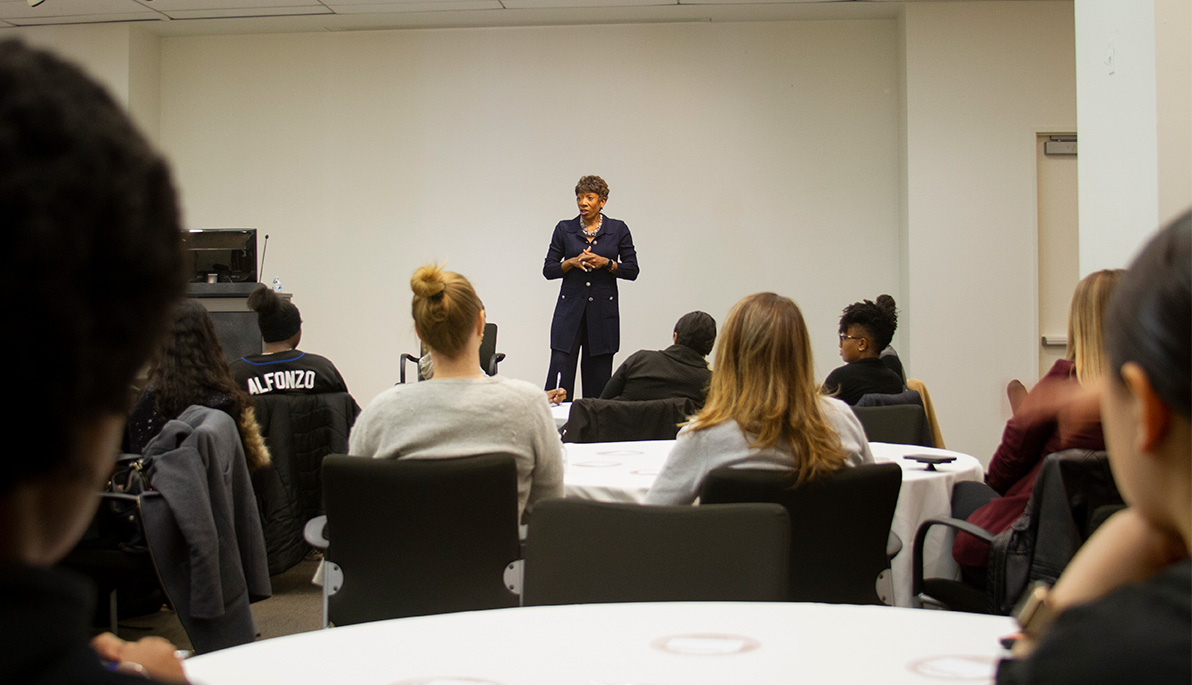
[562,440,984,607]
[550,401,570,429]
[186,601,1014,685]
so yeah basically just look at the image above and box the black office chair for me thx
[399,322,505,383]
[522,499,790,606]
[700,462,902,605]
[561,397,696,443]
[309,453,521,627]
[912,449,1122,614]
[850,404,932,447]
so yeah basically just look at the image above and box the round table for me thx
[561,441,984,607]
[185,602,1014,685]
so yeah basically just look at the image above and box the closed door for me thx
[1036,133,1078,379]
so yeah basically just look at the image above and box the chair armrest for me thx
[399,353,420,384]
[911,516,995,599]
[304,515,329,550]
[486,352,506,377]
[886,531,903,559]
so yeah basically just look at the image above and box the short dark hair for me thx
[838,296,898,350]
[0,40,185,492]
[674,311,717,357]
[575,175,609,202]
[1104,211,1191,419]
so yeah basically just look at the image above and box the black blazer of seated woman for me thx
[542,177,639,400]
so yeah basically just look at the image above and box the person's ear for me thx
[476,309,486,338]
[673,332,679,345]
[1121,362,1172,454]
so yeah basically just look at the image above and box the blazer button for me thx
[561,295,565,299]
[588,297,593,302]
[609,296,613,300]
[585,281,591,287]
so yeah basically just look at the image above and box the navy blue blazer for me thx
[543,215,639,355]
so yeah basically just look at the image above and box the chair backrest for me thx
[850,404,932,447]
[321,453,521,626]
[700,463,902,604]
[562,397,696,443]
[522,499,790,606]
[251,391,360,575]
[480,322,505,376]
[988,449,1122,613]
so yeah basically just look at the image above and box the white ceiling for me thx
[0,0,1039,36]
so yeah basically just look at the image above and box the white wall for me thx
[903,2,1077,460]
[9,4,1090,461]
[1074,0,1161,272]
[158,21,902,409]
[1075,0,1190,273]
[2,24,133,104]
[1154,0,1191,227]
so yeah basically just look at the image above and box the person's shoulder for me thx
[300,350,340,367]
[818,395,853,418]
[604,216,630,231]
[491,376,548,402]
[679,419,745,448]
[1043,358,1076,381]
[624,348,657,365]
[824,363,849,382]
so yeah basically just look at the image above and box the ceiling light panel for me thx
[131,0,325,9]
[324,1,502,13]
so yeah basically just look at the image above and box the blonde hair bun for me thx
[409,262,484,358]
[411,263,447,298]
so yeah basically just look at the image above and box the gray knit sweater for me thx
[349,376,565,521]
[645,396,874,505]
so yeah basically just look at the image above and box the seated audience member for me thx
[997,212,1190,684]
[230,285,350,396]
[126,300,270,470]
[875,294,907,382]
[600,310,716,406]
[954,270,1120,572]
[349,264,564,522]
[645,293,872,505]
[0,40,188,683]
[823,296,904,405]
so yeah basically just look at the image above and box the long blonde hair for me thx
[1067,269,1124,383]
[689,292,848,484]
[410,263,483,358]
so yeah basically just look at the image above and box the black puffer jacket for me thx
[250,391,360,575]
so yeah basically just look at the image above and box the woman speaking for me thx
[543,175,639,399]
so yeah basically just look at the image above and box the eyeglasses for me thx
[838,334,865,345]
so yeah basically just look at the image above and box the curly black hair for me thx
[1,40,185,493]
[838,295,898,350]
[148,300,251,423]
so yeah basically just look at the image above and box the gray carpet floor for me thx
[112,557,324,651]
